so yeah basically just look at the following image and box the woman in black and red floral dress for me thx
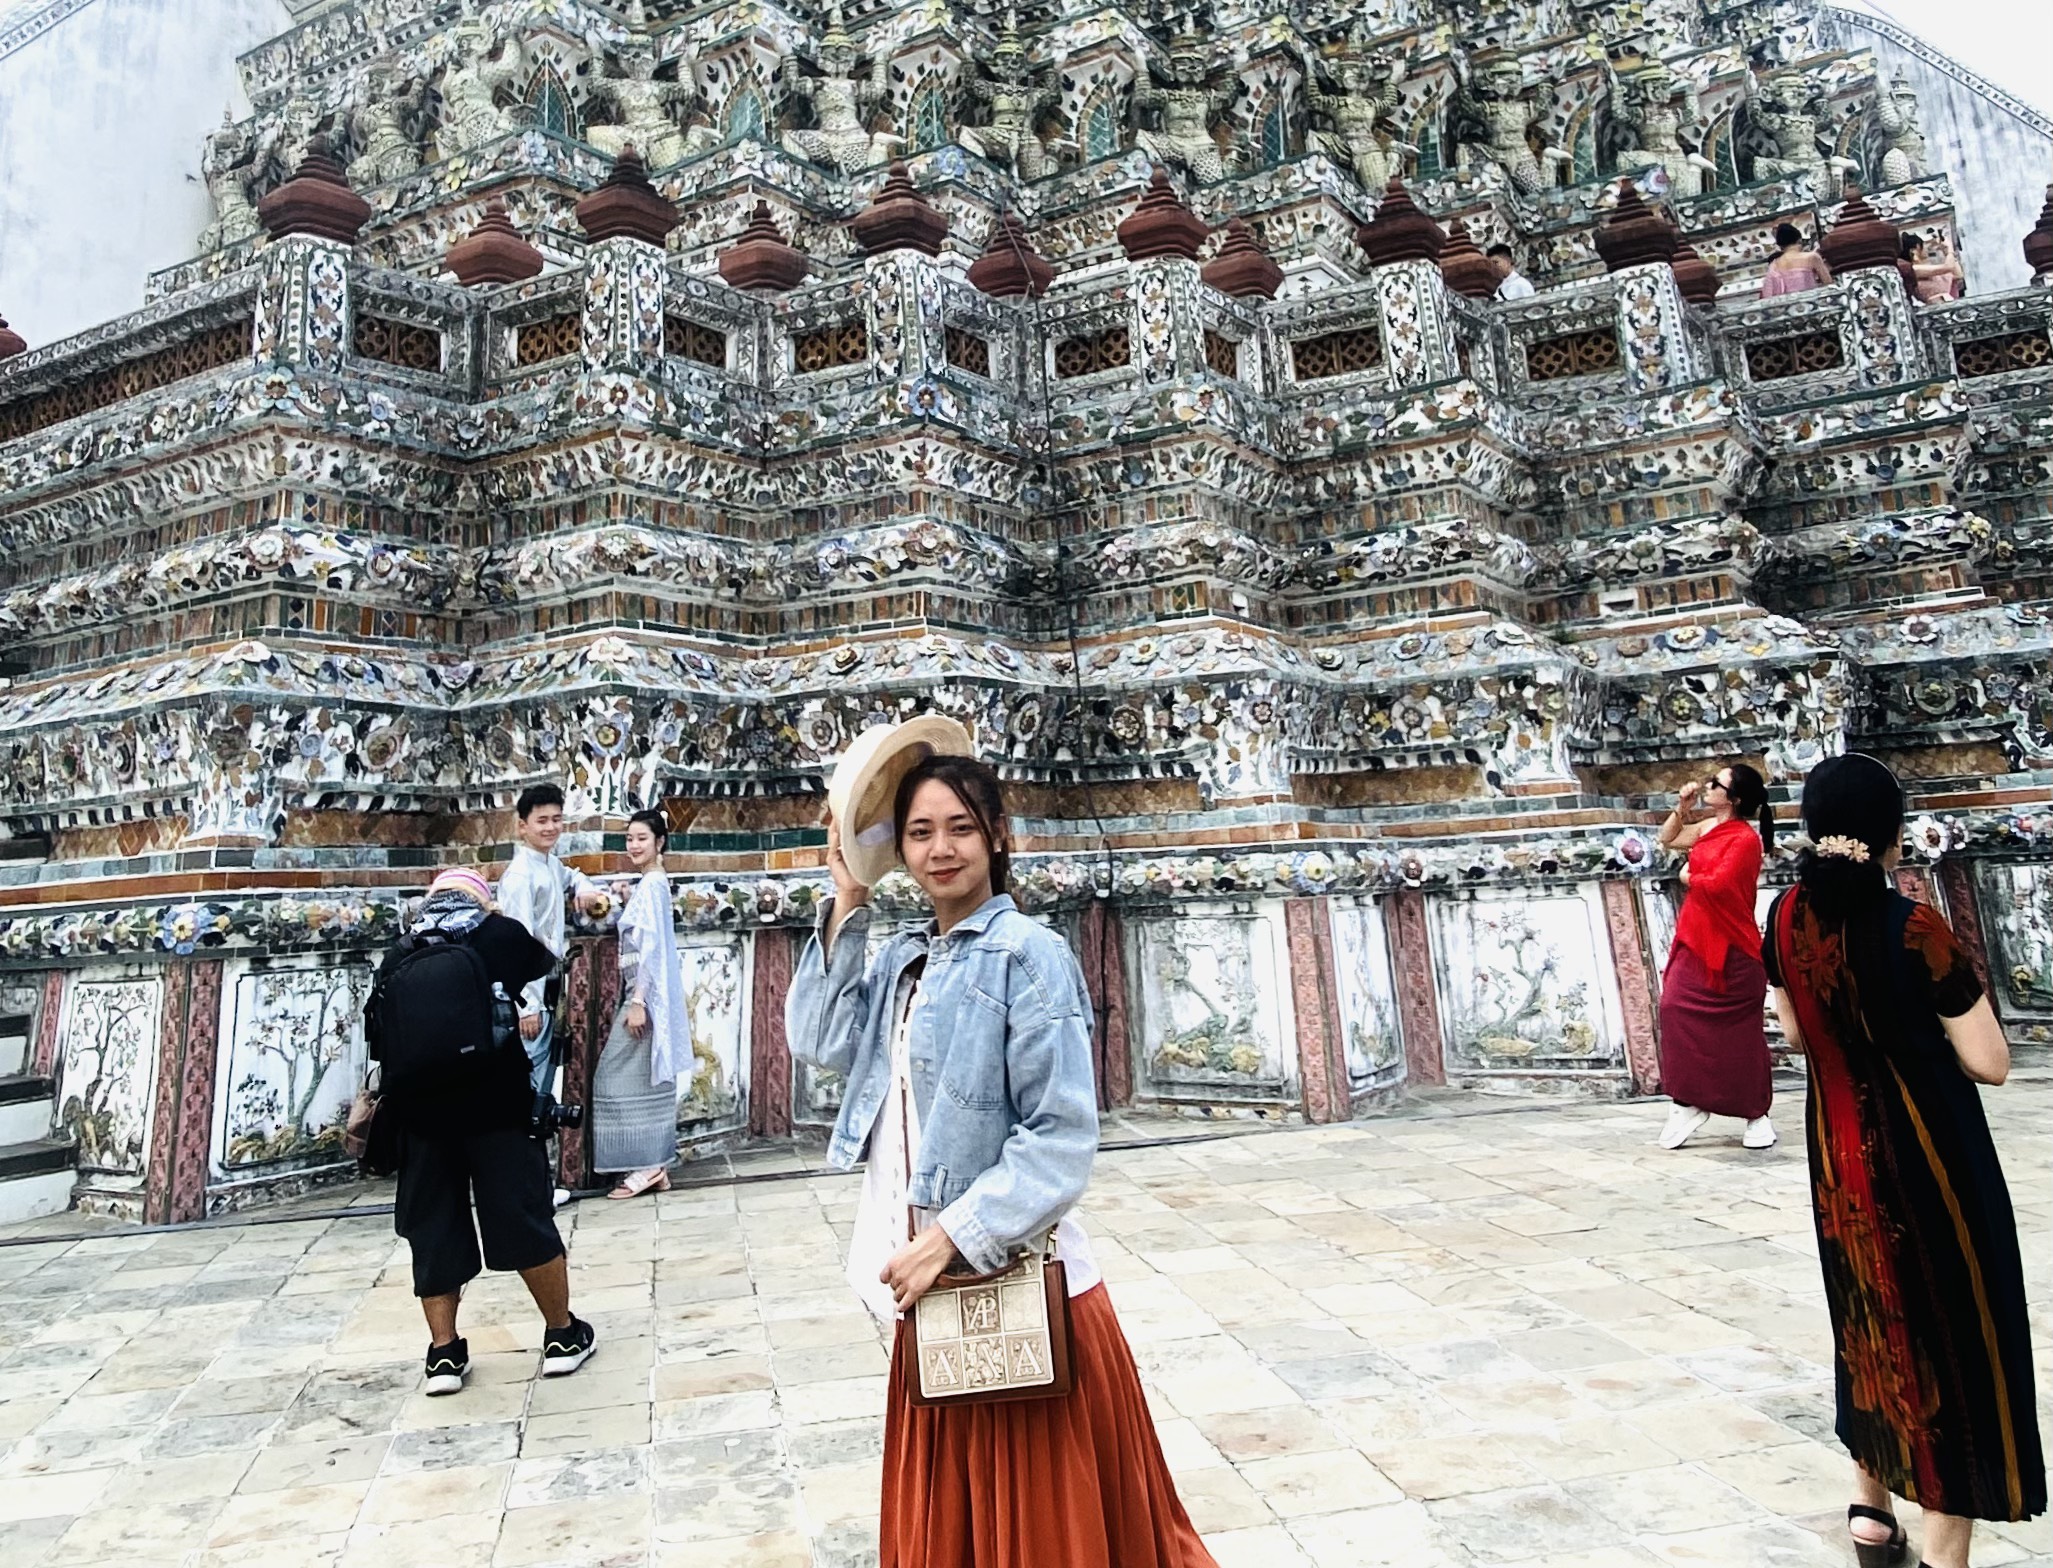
[1764,755,2043,1568]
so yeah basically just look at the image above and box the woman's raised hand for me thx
[1677,780,1701,812]
[825,807,870,906]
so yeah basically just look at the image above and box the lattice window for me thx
[794,320,870,373]
[0,318,251,444]
[515,312,581,367]
[1953,330,2053,378]
[664,315,728,368]
[1744,330,1845,382]
[1203,330,1240,378]
[1289,325,1384,381]
[1053,327,1131,378]
[945,327,991,378]
[353,314,443,372]
[1525,327,1621,381]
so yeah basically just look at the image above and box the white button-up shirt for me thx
[495,843,601,1017]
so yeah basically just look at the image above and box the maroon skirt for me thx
[1658,942,1772,1119]
[882,1284,1217,1568]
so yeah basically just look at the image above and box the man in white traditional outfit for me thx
[496,784,605,1204]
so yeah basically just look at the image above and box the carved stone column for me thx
[1385,889,1446,1086]
[863,250,946,386]
[142,959,224,1225]
[1843,266,1927,389]
[1077,902,1133,1109]
[1284,897,1350,1123]
[1128,257,1208,384]
[1369,258,1461,389]
[1934,858,1994,995]
[1611,261,1704,395]
[748,927,795,1138]
[581,237,669,373]
[253,236,353,374]
[1601,880,1663,1094]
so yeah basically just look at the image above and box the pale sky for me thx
[1847,0,2053,116]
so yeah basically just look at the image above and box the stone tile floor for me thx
[2,1077,2049,1568]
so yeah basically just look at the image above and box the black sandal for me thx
[1847,1504,1912,1568]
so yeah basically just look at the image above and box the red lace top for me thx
[1673,818,1764,977]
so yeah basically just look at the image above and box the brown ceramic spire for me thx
[0,313,23,359]
[2027,184,2053,282]
[1200,218,1283,300]
[1817,189,1901,275]
[1354,177,1446,266]
[719,202,810,292]
[1116,167,1208,262]
[445,203,546,285]
[966,211,1055,299]
[575,147,683,245]
[1670,240,1720,306]
[256,137,372,244]
[1438,218,1497,299]
[1593,179,1678,271]
[849,161,949,256]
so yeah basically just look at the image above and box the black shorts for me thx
[393,1126,564,1297]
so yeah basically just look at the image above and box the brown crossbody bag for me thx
[894,1032,1074,1405]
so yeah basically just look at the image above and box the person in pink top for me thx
[1901,233,1964,303]
[1760,222,1834,297]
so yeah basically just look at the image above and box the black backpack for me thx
[366,927,503,1100]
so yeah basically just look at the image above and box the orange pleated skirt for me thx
[883,1284,1218,1568]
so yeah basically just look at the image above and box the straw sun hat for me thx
[826,716,975,888]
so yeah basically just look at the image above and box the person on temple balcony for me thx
[1901,232,1964,303]
[1760,222,1833,297]
[1487,244,1535,300]
[1655,763,1778,1152]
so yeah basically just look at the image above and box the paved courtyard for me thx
[2,1079,2049,1568]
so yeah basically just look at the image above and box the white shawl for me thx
[620,869,690,1088]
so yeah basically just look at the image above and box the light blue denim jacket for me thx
[783,891,1099,1274]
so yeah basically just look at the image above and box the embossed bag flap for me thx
[907,1248,1073,1406]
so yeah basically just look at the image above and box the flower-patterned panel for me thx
[1976,861,2053,1035]
[56,975,163,1177]
[1430,888,1627,1074]
[211,960,372,1181]
[1327,900,1405,1095]
[1128,907,1299,1104]
[675,934,750,1137]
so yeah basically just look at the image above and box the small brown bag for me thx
[903,1232,1074,1407]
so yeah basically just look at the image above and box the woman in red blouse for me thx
[1656,763,1776,1150]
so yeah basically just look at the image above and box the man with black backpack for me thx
[368,867,599,1395]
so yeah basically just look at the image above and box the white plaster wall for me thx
[1826,12,2053,293]
[0,0,291,347]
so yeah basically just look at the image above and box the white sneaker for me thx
[1743,1116,1778,1150]
[1659,1104,1710,1149]
[552,1187,571,1210]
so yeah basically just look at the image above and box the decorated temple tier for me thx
[0,0,2049,1222]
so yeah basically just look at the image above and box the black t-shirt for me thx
[377,911,557,1135]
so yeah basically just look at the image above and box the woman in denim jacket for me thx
[787,752,1216,1568]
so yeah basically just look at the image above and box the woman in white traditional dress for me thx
[592,808,685,1198]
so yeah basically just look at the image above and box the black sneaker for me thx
[423,1336,469,1396]
[540,1316,596,1377]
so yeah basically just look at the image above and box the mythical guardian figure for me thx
[586,0,705,169]
[1743,72,1852,194]
[1449,55,1566,194]
[1875,72,1928,186]
[779,6,898,175]
[959,13,1061,179]
[1611,62,1717,198]
[348,63,430,186]
[1301,19,1408,193]
[1132,25,1243,185]
[435,17,528,160]
[198,112,263,253]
